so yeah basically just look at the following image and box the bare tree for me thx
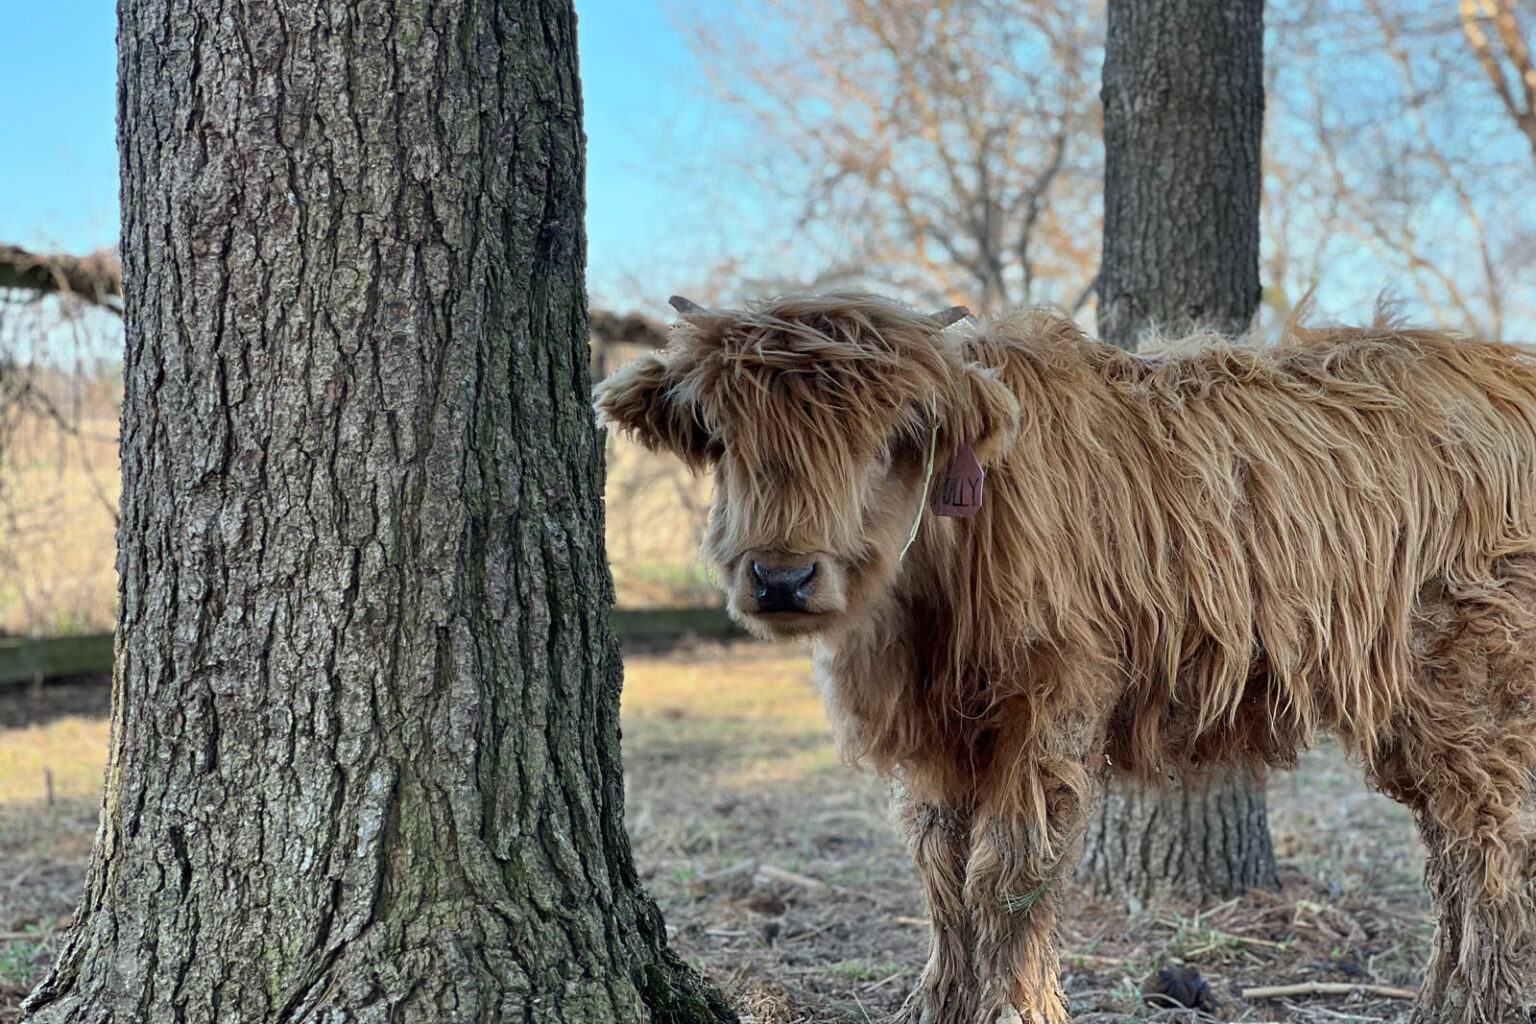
[1460,0,1536,161]
[1263,0,1536,340]
[0,246,122,313]
[687,0,1103,314]
[0,253,124,636]
[677,0,1534,334]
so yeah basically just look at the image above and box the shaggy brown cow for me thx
[594,293,1536,1024]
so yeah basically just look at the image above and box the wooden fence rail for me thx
[0,634,116,687]
[0,608,741,687]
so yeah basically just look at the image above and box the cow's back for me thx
[970,316,1536,775]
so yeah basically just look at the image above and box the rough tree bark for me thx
[1079,0,1279,904]
[22,1,734,1021]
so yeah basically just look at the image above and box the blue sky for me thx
[578,0,728,310]
[3,2,1529,338]
[0,0,715,317]
[0,1,120,257]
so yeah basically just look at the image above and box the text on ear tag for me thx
[930,440,985,517]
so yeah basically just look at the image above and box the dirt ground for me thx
[0,641,1435,1023]
[622,641,1433,1024]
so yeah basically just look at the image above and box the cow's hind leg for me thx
[897,792,977,1024]
[1374,564,1536,1024]
[964,752,1095,1024]
[1409,820,1535,1024]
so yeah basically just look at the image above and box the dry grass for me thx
[620,641,1433,1024]
[0,676,108,1017]
[0,380,716,636]
[0,716,108,807]
[0,799,95,1016]
[0,398,120,637]
[603,433,718,608]
[0,643,1436,1024]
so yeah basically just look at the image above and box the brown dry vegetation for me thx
[603,433,717,608]
[0,642,1433,1024]
[0,386,120,637]
[0,381,714,635]
[623,642,1432,1024]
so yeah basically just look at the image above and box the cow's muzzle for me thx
[750,559,818,614]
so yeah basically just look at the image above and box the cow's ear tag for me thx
[930,439,985,517]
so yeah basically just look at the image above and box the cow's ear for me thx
[594,353,719,470]
[945,363,1020,464]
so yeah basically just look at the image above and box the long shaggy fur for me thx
[596,294,1536,1024]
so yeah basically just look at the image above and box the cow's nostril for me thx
[785,563,816,593]
[749,560,819,612]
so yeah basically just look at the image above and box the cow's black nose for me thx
[750,560,817,613]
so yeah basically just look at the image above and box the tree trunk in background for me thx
[1082,0,1278,904]
[1098,0,1264,351]
[1077,766,1276,904]
[23,1,733,1022]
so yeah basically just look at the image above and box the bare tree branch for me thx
[589,309,669,348]
[1460,0,1536,162]
[0,245,123,313]
[682,0,1102,314]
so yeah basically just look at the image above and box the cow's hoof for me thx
[981,1004,1055,1024]
[899,979,973,1024]
[896,997,935,1024]
[898,991,942,1024]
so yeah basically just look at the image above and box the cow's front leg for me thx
[897,790,976,1024]
[964,755,1094,1024]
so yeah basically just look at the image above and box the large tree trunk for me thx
[1098,0,1264,351]
[1077,766,1277,905]
[1084,0,1278,904]
[23,1,733,1021]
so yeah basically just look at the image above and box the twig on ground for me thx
[861,969,907,993]
[1243,981,1418,1000]
[694,858,835,896]
[754,863,829,891]
[1279,1002,1387,1022]
[0,927,61,942]
[781,921,837,944]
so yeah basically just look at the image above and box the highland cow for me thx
[595,293,1536,1024]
